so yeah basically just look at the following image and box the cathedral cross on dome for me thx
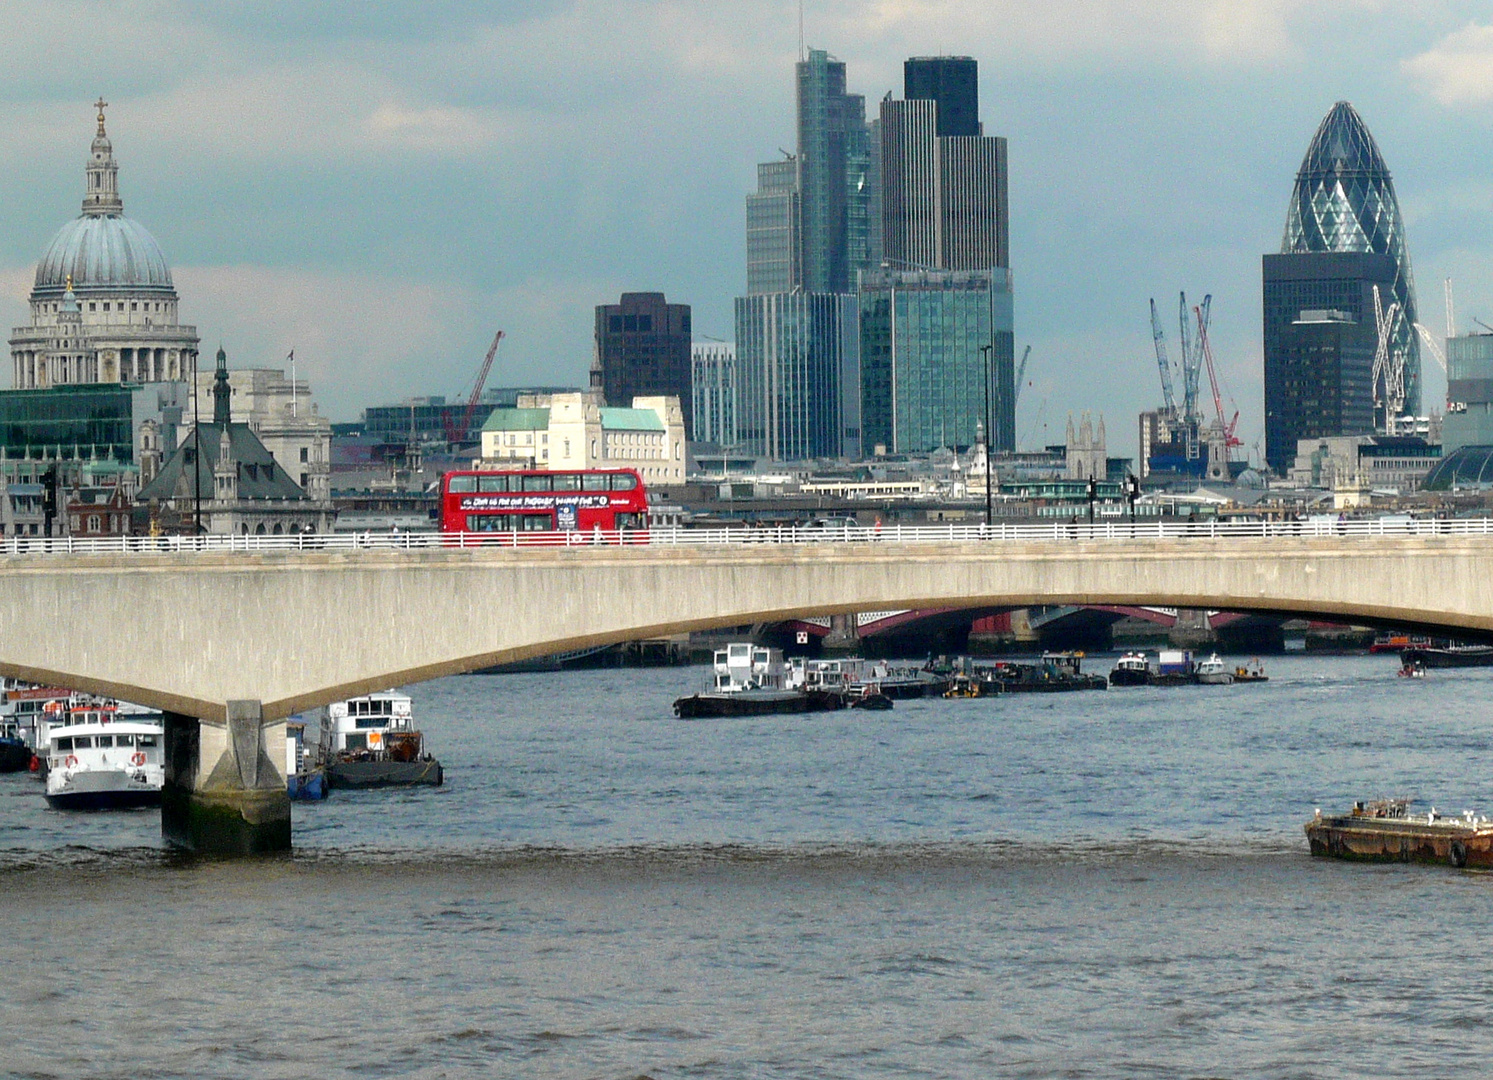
[94,97,107,134]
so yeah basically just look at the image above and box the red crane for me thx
[1195,307,1240,448]
[446,331,504,445]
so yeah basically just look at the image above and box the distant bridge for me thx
[7,520,1490,851]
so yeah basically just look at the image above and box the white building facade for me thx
[188,366,331,502]
[479,392,686,485]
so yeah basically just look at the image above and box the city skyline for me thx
[0,3,1490,462]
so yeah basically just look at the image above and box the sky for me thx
[1,1,1492,462]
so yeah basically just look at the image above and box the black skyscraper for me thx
[904,56,979,138]
[594,293,693,438]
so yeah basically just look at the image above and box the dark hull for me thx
[994,677,1107,693]
[327,759,443,789]
[1148,672,1197,686]
[1306,815,1493,868]
[875,679,947,699]
[0,739,33,773]
[674,690,845,718]
[1401,647,1493,669]
[1233,674,1269,683]
[1108,668,1150,687]
[45,788,161,811]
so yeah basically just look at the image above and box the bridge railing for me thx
[4,516,1493,557]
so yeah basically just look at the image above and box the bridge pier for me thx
[162,700,291,855]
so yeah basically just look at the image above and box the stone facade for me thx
[10,104,198,391]
[479,392,686,485]
[190,367,331,502]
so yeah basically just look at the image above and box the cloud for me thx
[1403,22,1493,106]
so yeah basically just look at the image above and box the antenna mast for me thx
[798,0,805,60]
[1445,276,1456,341]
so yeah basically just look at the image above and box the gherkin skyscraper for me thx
[1281,100,1419,415]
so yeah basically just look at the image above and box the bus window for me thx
[553,473,582,491]
[610,473,638,491]
[522,474,553,492]
[447,475,477,493]
[582,473,609,491]
[521,514,553,531]
[616,512,645,529]
[478,475,510,493]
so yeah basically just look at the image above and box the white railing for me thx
[2,516,1492,558]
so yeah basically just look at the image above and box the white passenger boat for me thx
[44,703,164,810]
[1195,654,1235,685]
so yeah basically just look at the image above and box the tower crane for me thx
[1014,345,1032,407]
[446,330,505,445]
[1195,306,1240,451]
[1412,323,1447,374]
[1371,285,1404,431]
[1148,300,1177,415]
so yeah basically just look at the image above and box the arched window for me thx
[255,523,266,535]
[272,523,284,535]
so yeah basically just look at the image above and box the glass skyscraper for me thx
[858,268,1013,455]
[734,293,859,460]
[1279,101,1419,415]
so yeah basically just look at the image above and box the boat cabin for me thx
[47,720,163,774]
[323,692,415,754]
[712,644,791,692]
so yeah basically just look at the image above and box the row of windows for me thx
[55,733,158,750]
[448,472,639,494]
[42,300,172,315]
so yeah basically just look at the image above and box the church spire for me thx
[82,97,123,217]
[213,346,232,424]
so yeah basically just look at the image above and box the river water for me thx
[4,653,1493,1078]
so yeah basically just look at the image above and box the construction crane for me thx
[1195,305,1240,450]
[1371,285,1404,431]
[1412,323,1448,373]
[1013,345,1032,407]
[1179,292,1211,428]
[446,330,505,445]
[1148,300,1178,415]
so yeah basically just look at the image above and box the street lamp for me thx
[979,343,993,529]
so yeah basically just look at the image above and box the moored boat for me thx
[1400,645,1493,669]
[987,653,1106,693]
[0,716,31,772]
[1148,649,1197,686]
[285,720,328,800]
[673,643,847,718]
[1108,652,1152,687]
[43,706,164,810]
[321,692,443,789]
[1233,659,1269,683]
[1194,654,1234,685]
[1306,799,1493,868]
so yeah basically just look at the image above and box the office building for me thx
[11,104,199,390]
[858,268,1013,454]
[903,57,979,138]
[479,392,686,486]
[1262,253,1396,472]
[1272,100,1420,444]
[1443,331,1493,454]
[746,160,800,295]
[881,58,1008,273]
[593,293,693,438]
[691,342,737,449]
[734,293,859,460]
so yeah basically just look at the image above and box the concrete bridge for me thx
[7,522,1493,852]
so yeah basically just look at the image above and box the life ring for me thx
[1451,840,1468,869]
[64,754,78,768]
[130,752,146,766]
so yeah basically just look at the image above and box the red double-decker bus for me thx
[439,468,650,534]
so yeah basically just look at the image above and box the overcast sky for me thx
[1,1,1492,461]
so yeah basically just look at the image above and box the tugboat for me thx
[674,644,845,718]
[321,692,442,789]
[1306,799,1493,868]
[1108,652,1152,687]
[986,653,1107,693]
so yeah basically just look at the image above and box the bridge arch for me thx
[0,535,1488,720]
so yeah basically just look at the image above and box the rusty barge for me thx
[1305,799,1493,869]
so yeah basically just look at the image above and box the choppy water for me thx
[5,654,1493,1078]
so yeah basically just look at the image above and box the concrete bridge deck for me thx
[12,522,1489,852]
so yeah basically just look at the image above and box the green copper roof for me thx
[599,407,664,432]
[481,407,550,432]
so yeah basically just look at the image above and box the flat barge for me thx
[1305,799,1493,868]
